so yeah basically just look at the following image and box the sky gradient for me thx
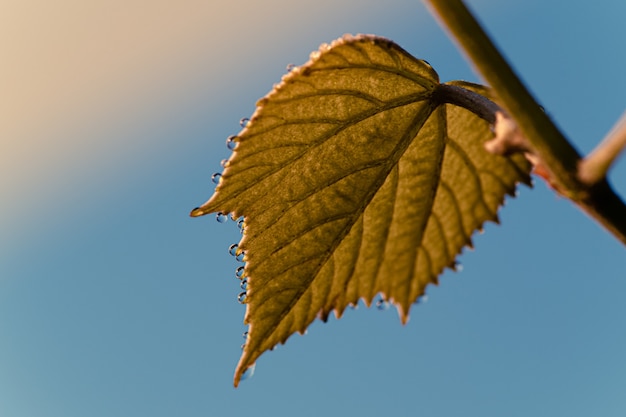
[2,1,625,416]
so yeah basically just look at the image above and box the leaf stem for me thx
[433,84,531,155]
[432,83,499,124]
[423,0,626,246]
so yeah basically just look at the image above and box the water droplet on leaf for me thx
[226,135,237,151]
[238,291,247,304]
[239,117,250,128]
[229,244,239,257]
[242,331,249,339]
[375,298,390,310]
[235,266,245,279]
[236,252,245,263]
[286,63,296,72]
[220,159,229,168]
[211,173,222,184]
[240,279,248,290]
[216,212,228,223]
[416,294,429,304]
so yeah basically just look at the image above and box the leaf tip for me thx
[233,359,246,388]
[397,304,411,325]
[319,310,331,323]
[190,207,205,217]
[190,198,220,217]
[234,355,257,388]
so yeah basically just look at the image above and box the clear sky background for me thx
[2,1,625,416]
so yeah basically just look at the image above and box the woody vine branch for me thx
[425,0,626,245]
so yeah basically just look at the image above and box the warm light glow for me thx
[0,0,390,250]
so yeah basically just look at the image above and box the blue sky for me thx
[2,1,625,416]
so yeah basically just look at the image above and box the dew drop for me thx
[238,291,247,304]
[237,218,245,232]
[240,343,245,350]
[375,298,390,311]
[228,244,239,257]
[226,135,237,151]
[240,279,248,290]
[416,294,429,304]
[239,117,250,128]
[211,172,222,184]
[220,159,229,168]
[240,363,256,381]
[216,212,228,223]
[236,252,245,263]
[454,262,464,272]
[422,59,431,67]
[286,63,296,72]
[235,266,245,279]
[242,331,249,339]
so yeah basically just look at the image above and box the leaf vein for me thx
[249,104,435,345]
[446,137,495,218]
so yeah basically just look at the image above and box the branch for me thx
[578,111,626,186]
[423,0,626,245]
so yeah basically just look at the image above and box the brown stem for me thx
[433,84,532,155]
[432,83,499,124]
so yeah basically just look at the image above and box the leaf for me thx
[191,34,531,386]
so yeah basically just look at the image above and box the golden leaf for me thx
[191,34,531,386]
